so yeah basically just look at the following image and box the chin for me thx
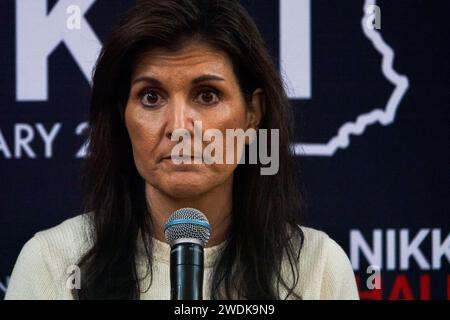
[157,174,213,198]
[161,184,210,199]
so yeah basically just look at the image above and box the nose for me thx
[164,97,195,141]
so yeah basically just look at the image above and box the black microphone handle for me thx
[170,241,204,300]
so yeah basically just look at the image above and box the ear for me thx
[246,88,264,131]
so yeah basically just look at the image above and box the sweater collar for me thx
[137,234,227,268]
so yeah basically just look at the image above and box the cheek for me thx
[125,105,161,167]
[200,100,249,144]
[207,103,249,163]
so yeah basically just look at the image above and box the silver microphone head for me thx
[164,208,211,247]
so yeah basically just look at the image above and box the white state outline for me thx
[293,0,409,157]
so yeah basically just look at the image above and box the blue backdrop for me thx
[1,0,448,299]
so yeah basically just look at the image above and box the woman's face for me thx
[125,41,262,199]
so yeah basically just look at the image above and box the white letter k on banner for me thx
[16,0,101,101]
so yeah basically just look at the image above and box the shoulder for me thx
[300,226,349,266]
[5,214,93,299]
[287,226,359,300]
[33,213,94,259]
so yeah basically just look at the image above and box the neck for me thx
[145,178,233,247]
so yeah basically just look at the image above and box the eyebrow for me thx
[131,74,225,86]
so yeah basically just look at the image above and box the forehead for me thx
[131,41,235,80]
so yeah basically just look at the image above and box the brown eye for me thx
[196,89,219,105]
[141,90,162,107]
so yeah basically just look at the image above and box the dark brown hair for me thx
[75,0,305,299]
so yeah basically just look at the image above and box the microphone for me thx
[164,207,211,300]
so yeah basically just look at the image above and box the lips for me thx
[161,155,203,161]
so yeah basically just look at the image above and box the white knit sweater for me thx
[5,214,359,300]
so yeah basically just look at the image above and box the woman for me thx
[5,0,358,300]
